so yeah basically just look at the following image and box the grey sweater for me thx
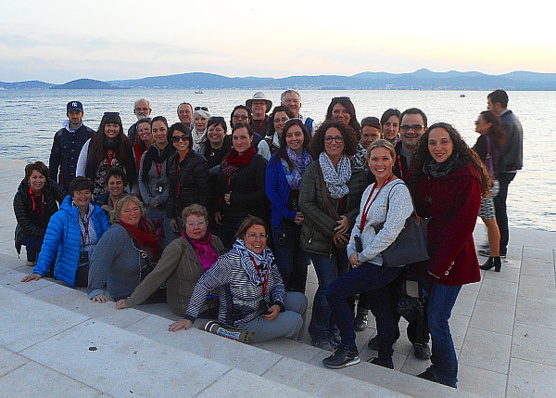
[347,180,413,265]
[87,224,144,300]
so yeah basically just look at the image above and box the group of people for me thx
[14,89,523,389]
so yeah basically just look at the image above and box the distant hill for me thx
[0,80,52,89]
[50,78,122,90]
[2,70,556,90]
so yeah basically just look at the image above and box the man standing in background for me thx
[177,102,194,126]
[49,101,94,191]
[246,92,272,137]
[128,98,152,144]
[281,90,314,135]
[485,89,523,258]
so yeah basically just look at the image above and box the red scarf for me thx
[221,146,256,178]
[28,187,45,219]
[117,219,161,262]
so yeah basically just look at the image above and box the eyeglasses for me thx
[400,124,424,132]
[232,115,249,120]
[324,135,344,143]
[186,221,206,227]
[274,117,289,123]
[195,106,208,111]
[245,233,268,240]
[172,134,190,142]
[135,107,149,111]
[209,116,225,122]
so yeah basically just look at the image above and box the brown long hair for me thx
[410,122,491,197]
[479,110,506,148]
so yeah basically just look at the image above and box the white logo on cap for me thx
[72,102,78,108]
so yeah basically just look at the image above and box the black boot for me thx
[480,256,502,272]
[354,312,368,332]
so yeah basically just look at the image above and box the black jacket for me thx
[13,178,67,237]
[166,151,210,219]
[499,110,523,172]
[216,153,268,220]
[49,124,94,191]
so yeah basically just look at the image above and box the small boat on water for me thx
[194,90,203,94]
[460,94,466,97]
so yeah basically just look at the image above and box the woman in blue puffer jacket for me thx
[21,177,110,287]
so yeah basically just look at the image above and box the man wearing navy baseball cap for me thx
[48,101,94,191]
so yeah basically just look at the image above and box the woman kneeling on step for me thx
[168,216,307,343]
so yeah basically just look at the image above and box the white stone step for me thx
[0,261,410,397]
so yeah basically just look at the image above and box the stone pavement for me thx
[0,157,555,397]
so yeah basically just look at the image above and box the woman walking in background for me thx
[473,111,506,272]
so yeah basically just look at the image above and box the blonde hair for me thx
[110,195,146,223]
[366,139,397,161]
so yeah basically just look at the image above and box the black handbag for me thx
[373,181,430,267]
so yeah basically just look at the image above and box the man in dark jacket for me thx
[48,101,94,191]
[486,89,523,257]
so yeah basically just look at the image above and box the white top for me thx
[347,179,414,265]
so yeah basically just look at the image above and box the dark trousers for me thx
[22,235,44,262]
[272,219,308,293]
[326,263,401,359]
[493,172,515,254]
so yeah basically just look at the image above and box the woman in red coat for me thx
[410,122,490,388]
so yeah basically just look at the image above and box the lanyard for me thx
[154,161,163,177]
[359,175,393,231]
[29,188,44,219]
[80,214,90,245]
[250,255,269,296]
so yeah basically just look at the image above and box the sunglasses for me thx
[195,106,209,111]
[171,134,190,143]
[103,111,120,116]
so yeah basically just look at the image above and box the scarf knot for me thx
[319,152,352,199]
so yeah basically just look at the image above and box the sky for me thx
[1,0,554,84]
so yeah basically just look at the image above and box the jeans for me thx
[240,292,308,343]
[308,248,349,341]
[326,263,401,359]
[426,282,462,388]
[22,235,43,262]
[493,172,515,254]
[272,219,308,293]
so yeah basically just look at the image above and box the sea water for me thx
[0,89,554,231]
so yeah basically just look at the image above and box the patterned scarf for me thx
[319,152,352,199]
[281,147,313,190]
[232,238,275,286]
[182,231,219,271]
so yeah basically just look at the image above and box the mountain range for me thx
[2,69,556,90]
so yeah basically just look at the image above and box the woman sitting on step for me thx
[168,216,308,343]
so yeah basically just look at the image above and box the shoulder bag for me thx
[373,181,429,267]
